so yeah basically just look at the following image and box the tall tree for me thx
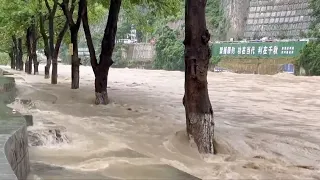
[26,19,38,75]
[82,0,180,104]
[82,0,121,104]
[39,0,69,82]
[60,0,85,89]
[0,0,37,71]
[183,0,214,153]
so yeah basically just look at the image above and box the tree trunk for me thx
[33,56,39,75]
[183,0,215,154]
[93,0,121,104]
[26,27,32,74]
[17,38,24,71]
[46,14,55,80]
[31,17,39,75]
[60,0,84,89]
[9,50,14,69]
[51,21,68,85]
[12,36,19,70]
[51,57,58,84]
[40,12,50,78]
[10,37,16,70]
[45,56,51,78]
[45,49,51,79]
[25,61,29,73]
[70,29,80,89]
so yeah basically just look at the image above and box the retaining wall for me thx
[218,57,295,74]
[0,75,30,180]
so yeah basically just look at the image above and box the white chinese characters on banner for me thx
[220,46,237,55]
[219,46,295,55]
[281,47,295,54]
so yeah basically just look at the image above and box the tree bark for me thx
[12,35,19,70]
[70,30,80,88]
[11,37,16,69]
[43,0,58,79]
[9,49,14,69]
[82,0,121,104]
[31,17,39,75]
[26,27,33,74]
[47,13,55,79]
[95,0,121,104]
[51,21,68,84]
[60,0,84,89]
[183,0,215,154]
[40,12,51,78]
[17,38,24,71]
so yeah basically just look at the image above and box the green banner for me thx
[212,41,307,58]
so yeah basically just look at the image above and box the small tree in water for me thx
[183,0,215,153]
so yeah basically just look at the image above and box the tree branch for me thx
[53,21,69,59]
[70,0,77,12]
[59,0,75,26]
[75,0,85,29]
[44,0,52,12]
[39,12,50,58]
[82,0,97,69]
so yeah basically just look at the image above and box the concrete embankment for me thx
[0,71,30,180]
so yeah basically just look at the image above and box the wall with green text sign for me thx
[212,41,307,58]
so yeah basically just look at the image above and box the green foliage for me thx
[0,53,10,65]
[309,0,320,38]
[0,0,36,53]
[297,40,320,76]
[154,26,184,71]
[295,0,320,76]
[206,0,228,40]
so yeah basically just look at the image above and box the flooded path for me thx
[2,65,320,179]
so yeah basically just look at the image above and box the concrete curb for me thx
[0,75,30,180]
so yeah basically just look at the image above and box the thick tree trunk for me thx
[93,0,121,104]
[183,0,215,154]
[94,66,109,104]
[70,30,80,89]
[51,57,58,84]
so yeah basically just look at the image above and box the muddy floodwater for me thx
[2,64,320,180]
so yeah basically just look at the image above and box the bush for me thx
[297,40,320,76]
[154,26,184,71]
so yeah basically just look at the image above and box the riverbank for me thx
[2,64,320,180]
[0,73,30,180]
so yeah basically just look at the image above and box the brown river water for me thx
[2,64,320,180]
